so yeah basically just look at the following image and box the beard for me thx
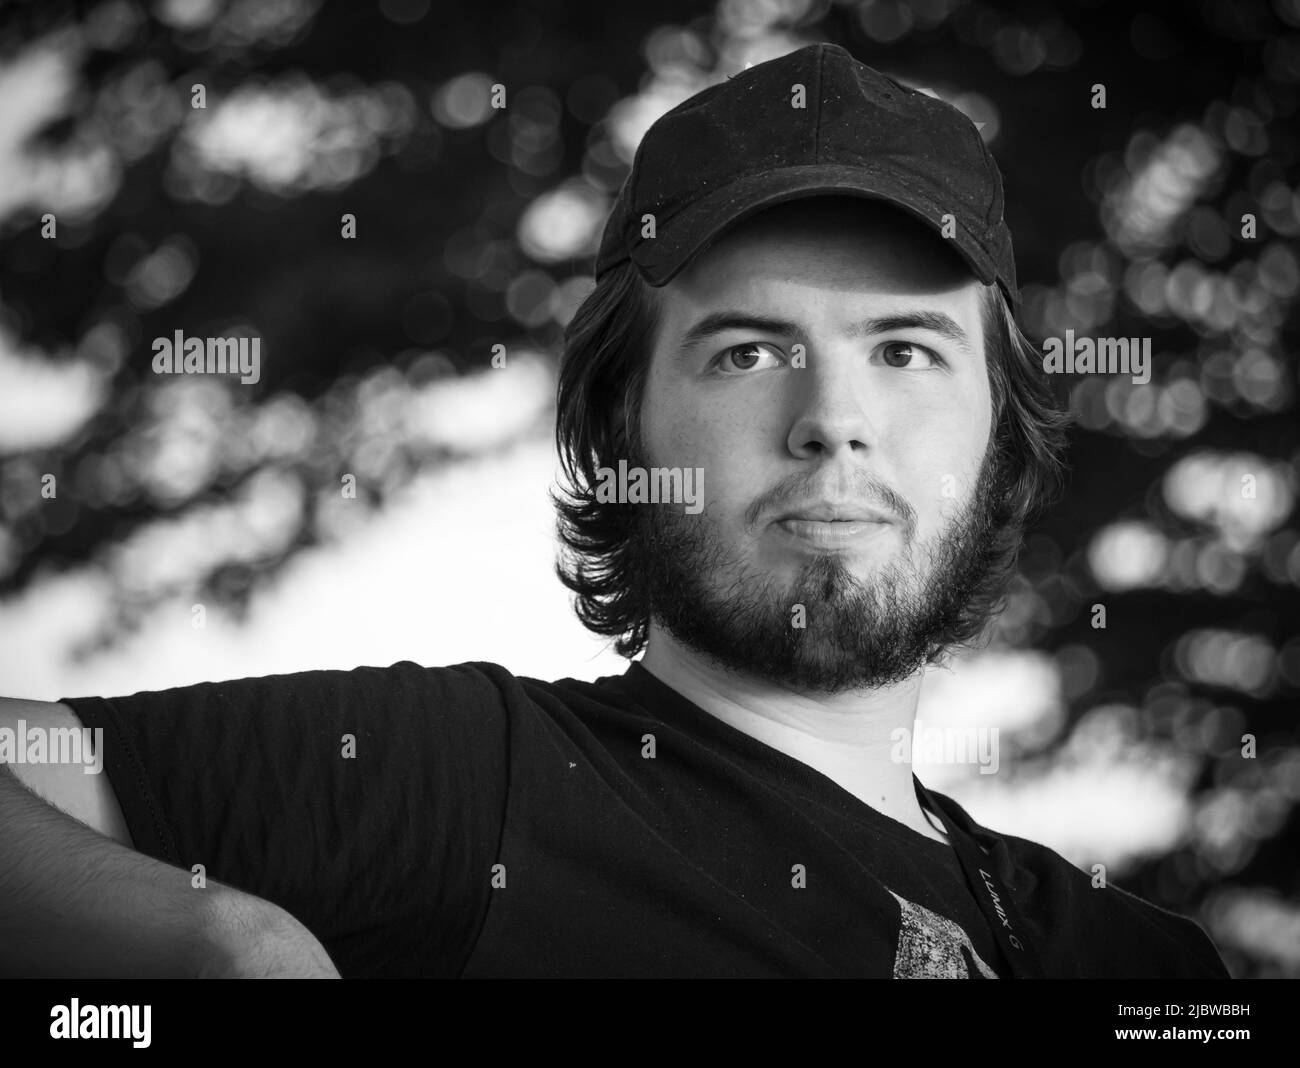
[623,441,1012,694]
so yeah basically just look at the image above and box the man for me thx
[0,43,1229,978]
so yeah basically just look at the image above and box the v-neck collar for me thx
[612,659,963,855]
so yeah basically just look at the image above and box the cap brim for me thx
[630,164,1003,296]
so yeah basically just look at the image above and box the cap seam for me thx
[973,129,1000,234]
[813,44,826,165]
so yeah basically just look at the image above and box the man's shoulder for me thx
[326,660,638,736]
[58,658,574,738]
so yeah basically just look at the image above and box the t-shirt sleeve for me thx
[59,660,509,978]
[1107,885,1233,978]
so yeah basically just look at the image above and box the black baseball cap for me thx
[595,42,1019,308]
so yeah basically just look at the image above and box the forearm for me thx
[0,762,243,977]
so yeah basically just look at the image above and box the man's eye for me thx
[713,342,784,373]
[878,341,941,369]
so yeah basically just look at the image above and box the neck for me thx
[640,624,943,843]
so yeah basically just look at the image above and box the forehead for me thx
[659,197,983,330]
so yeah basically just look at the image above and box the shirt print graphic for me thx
[888,890,999,978]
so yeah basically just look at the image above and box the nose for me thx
[785,346,883,459]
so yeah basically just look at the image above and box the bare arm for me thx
[0,698,133,846]
[0,697,340,978]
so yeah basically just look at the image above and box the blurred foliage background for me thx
[0,0,1297,977]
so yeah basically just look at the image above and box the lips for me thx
[774,514,892,549]
[774,502,891,524]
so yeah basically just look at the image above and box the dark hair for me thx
[552,260,1073,659]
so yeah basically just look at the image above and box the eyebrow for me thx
[676,309,976,357]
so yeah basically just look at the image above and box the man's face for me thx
[627,197,1010,693]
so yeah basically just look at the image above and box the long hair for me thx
[551,260,1074,659]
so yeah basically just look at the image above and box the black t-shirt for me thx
[61,659,1230,978]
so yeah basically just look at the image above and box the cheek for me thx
[650,419,754,504]
[642,389,765,515]
[642,372,742,464]
[893,412,989,529]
